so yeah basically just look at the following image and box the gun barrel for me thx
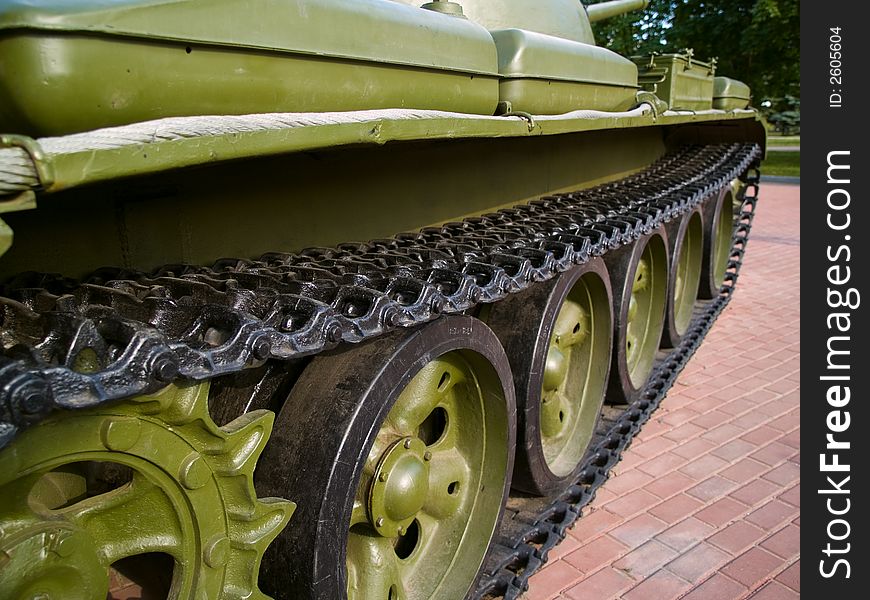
[586,0,649,23]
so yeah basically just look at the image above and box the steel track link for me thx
[472,164,762,600]
[0,142,760,453]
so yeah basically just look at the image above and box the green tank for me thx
[0,1,765,599]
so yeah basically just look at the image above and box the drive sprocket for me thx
[0,382,295,600]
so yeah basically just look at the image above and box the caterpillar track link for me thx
[0,0,766,598]
[1,140,761,599]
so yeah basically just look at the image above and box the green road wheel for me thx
[485,259,613,495]
[605,229,669,404]
[0,383,294,600]
[662,208,704,347]
[256,315,515,600]
[700,186,735,298]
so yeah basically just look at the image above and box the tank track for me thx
[473,161,760,599]
[0,142,760,449]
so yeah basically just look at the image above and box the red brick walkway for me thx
[526,182,800,600]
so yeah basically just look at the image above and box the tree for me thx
[591,0,674,56]
[587,0,799,103]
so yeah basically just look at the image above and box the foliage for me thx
[764,95,800,135]
[588,0,800,103]
[591,0,675,56]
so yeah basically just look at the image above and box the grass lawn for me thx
[767,135,800,147]
[761,150,800,177]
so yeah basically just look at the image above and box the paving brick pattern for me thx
[525,182,800,599]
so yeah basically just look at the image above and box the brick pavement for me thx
[525,181,800,600]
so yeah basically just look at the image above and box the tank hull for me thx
[0,0,500,135]
[0,2,766,599]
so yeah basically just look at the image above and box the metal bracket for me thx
[634,91,669,118]
[0,191,37,215]
[0,134,55,190]
[683,48,694,70]
[501,110,536,132]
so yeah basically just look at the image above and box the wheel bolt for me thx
[204,535,231,568]
[252,337,271,361]
[20,391,46,415]
[379,472,387,482]
[384,308,401,327]
[376,517,384,527]
[153,356,178,382]
[100,417,141,451]
[403,438,412,449]
[13,380,51,415]
[55,533,78,557]
[180,453,210,490]
[423,451,432,461]
[326,324,343,344]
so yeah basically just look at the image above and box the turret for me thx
[586,0,649,23]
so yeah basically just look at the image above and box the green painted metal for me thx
[633,51,716,111]
[0,383,294,600]
[0,192,36,215]
[625,236,668,387]
[0,133,55,191]
[0,134,48,243]
[421,0,467,17]
[0,111,760,202]
[0,0,765,277]
[713,77,752,110]
[672,212,703,336]
[498,79,637,115]
[0,3,767,598]
[0,217,11,258]
[346,352,508,600]
[0,127,669,279]
[368,437,431,538]
[540,272,611,477]
[492,29,637,87]
[713,188,735,287]
[586,0,650,23]
[0,0,500,136]
[393,0,596,44]
[491,28,638,114]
